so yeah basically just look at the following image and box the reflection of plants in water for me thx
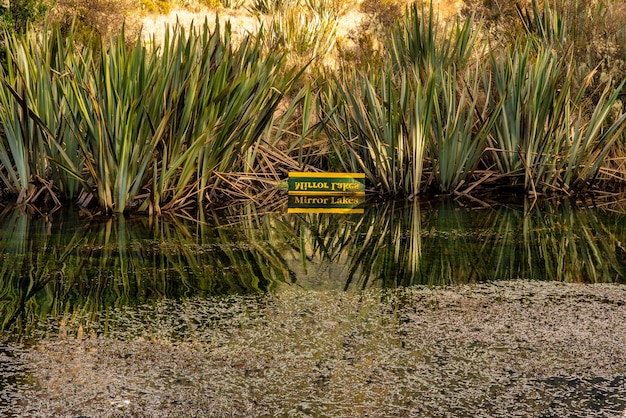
[522,201,626,283]
[424,200,626,285]
[343,201,424,289]
[0,207,82,337]
[341,200,493,287]
[0,206,296,337]
[286,198,626,289]
[432,200,626,285]
[477,200,625,283]
[289,200,499,288]
[3,199,626,338]
[285,201,431,288]
[199,205,296,291]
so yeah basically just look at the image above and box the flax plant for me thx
[0,80,35,202]
[388,3,478,79]
[321,63,497,196]
[305,0,348,15]
[0,25,94,204]
[319,3,488,197]
[49,20,298,213]
[194,29,297,201]
[517,0,568,48]
[220,0,245,8]
[139,23,224,213]
[321,68,433,197]
[563,82,626,190]
[261,84,326,171]
[488,43,626,193]
[429,65,500,193]
[153,22,299,212]
[0,31,55,203]
[248,0,285,14]
[488,45,573,192]
[60,32,162,213]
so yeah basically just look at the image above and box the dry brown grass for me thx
[48,0,142,40]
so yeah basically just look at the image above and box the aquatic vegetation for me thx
[488,43,626,194]
[2,2,626,415]
[319,68,432,197]
[0,27,78,205]
[318,4,486,196]
[319,2,626,198]
[1,2,626,213]
[0,20,302,213]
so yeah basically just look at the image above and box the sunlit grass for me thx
[264,5,338,67]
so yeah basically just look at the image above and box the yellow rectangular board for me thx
[288,172,365,196]
[287,194,365,214]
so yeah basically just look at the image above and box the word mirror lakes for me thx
[287,172,365,214]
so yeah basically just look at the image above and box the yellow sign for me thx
[288,172,365,196]
[287,195,365,214]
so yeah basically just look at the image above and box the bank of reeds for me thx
[2,1,626,214]
[320,1,626,198]
[320,4,497,196]
[0,19,303,213]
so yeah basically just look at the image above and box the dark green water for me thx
[2,197,626,336]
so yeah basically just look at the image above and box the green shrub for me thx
[0,0,50,33]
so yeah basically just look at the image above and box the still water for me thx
[1,198,626,416]
[2,197,626,334]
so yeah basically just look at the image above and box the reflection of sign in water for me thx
[288,195,365,214]
[287,172,365,214]
[288,172,365,196]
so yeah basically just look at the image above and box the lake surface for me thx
[1,197,626,416]
[2,197,626,315]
